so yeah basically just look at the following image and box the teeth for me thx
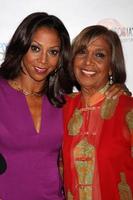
[35,67,47,73]
[81,69,96,75]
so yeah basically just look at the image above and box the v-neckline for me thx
[5,79,44,135]
[25,95,44,134]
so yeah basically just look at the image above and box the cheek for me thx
[73,63,79,78]
[98,60,110,73]
[103,64,110,76]
[73,67,82,84]
[21,54,35,73]
[49,57,59,68]
[22,53,33,65]
[73,59,80,72]
[52,58,59,66]
[98,65,110,82]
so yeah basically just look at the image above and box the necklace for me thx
[9,81,42,96]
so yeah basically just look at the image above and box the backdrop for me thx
[0,0,133,91]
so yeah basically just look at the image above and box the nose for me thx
[85,54,94,65]
[38,51,48,64]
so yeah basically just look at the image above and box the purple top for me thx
[0,79,64,200]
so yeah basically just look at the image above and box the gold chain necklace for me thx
[10,81,42,96]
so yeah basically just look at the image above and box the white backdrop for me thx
[0,0,133,92]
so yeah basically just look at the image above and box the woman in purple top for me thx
[0,12,130,200]
[0,12,72,200]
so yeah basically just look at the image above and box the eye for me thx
[76,48,87,55]
[95,52,106,59]
[30,44,40,52]
[48,49,60,56]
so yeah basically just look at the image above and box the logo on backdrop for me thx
[0,42,6,65]
[97,18,133,42]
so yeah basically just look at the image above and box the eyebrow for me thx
[31,40,61,49]
[94,47,108,51]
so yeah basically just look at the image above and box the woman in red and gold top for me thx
[63,25,133,200]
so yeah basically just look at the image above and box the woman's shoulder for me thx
[119,94,133,102]
[118,94,133,109]
[0,78,7,89]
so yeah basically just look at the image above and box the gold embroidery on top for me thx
[126,110,133,131]
[131,147,133,158]
[73,138,95,200]
[68,108,83,136]
[67,190,73,200]
[126,110,133,157]
[101,98,118,119]
[118,172,133,200]
[79,186,92,200]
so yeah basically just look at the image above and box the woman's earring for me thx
[53,68,58,75]
[109,72,113,85]
[53,64,61,75]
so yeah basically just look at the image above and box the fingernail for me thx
[112,95,117,100]
[106,95,111,99]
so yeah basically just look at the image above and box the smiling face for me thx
[73,36,112,94]
[21,27,61,85]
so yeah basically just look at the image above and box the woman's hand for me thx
[105,84,132,99]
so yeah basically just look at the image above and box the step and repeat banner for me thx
[0,0,133,91]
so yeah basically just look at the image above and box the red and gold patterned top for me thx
[63,91,133,200]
